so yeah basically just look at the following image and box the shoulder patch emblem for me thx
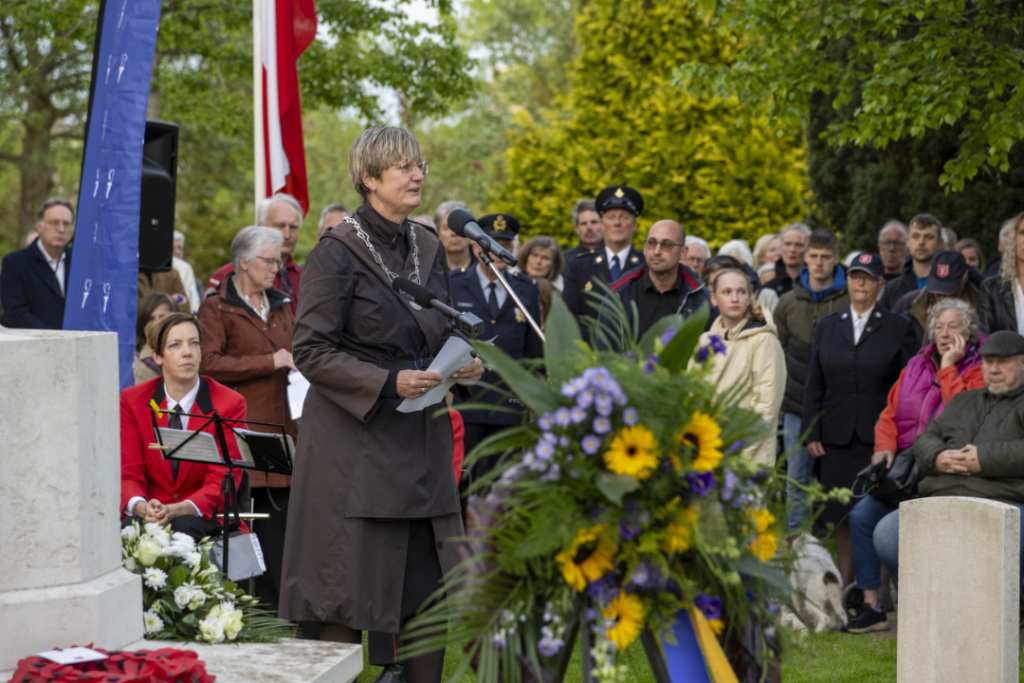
[841,313,849,319]
[585,281,593,291]
[595,256,603,264]
[630,256,638,263]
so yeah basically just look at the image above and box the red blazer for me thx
[121,376,249,528]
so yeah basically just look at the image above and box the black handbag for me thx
[851,447,921,506]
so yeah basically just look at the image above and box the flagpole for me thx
[253,0,265,221]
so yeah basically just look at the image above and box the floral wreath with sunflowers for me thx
[403,292,791,683]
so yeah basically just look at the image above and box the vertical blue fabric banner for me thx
[64,0,163,390]
[663,613,713,683]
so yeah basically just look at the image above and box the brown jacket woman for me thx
[197,275,297,487]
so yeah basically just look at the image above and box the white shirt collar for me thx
[166,378,201,428]
[605,244,632,269]
[476,264,507,309]
[36,239,66,294]
[851,305,875,344]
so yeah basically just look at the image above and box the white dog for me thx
[781,533,848,632]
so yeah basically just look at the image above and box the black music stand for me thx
[148,407,293,579]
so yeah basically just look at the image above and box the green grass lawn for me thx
[353,630,1024,683]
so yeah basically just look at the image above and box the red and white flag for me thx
[257,0,316,214]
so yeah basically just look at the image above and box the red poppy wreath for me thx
[9,646,214,683]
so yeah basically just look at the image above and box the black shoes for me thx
[845,605,889,634]
[372,664,407,683]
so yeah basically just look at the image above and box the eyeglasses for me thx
[255,256,284,269]
[878,240,907,249]
[396,161,429,176]
[44,219,73,229]
[643,238,682,251]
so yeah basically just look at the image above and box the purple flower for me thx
[696,345,711,363]
[541,431,557,443]
[629,564,649,587]
[576,390,595,409]
[590,506,603,521]
[643,356,661,374]
[542,464,561,481]
[728,440,746,452]
[582,434,602,455]
[536,440,555,460]
[722,469,738,501]
[593,416,611,434]
[554,407,572,427]
[625,350,636,359]
[614,392,628,406]
[538,627,564,657]
[586,608,600,622]
[694,593,722,621]
[623,407,639,426]
[595,394,614,417]
[732,494,748,508]
[619,518,640,541]
[523,451,536,468]
[561,379,583,397]
[559,436,570,447]
[660,327,678,346]
[685,471,716,496]
[538,414,554,430]
[570,406,587,424]
[588,577,619,603]
[666,579,682,598]
[710,335,727,355]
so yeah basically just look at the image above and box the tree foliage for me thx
[0,0,474,270]
[493,0,807,248]
[677,0,1024,192]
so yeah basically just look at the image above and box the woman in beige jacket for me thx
[698,268,787,467]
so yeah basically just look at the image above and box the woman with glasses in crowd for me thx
[197,225,298,618]
[517,235,566,292]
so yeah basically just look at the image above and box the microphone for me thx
[392,277,484,338]
[446,209,518,267]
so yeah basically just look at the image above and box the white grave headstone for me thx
[897,496,1020,683]
[0,327,142,671]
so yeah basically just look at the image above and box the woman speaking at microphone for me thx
[279,126,483,683]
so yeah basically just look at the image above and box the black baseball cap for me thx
[926,250,968,295]
[847,253,885,280]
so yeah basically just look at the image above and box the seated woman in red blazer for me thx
[121,311,249,541]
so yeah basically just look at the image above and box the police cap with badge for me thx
[595,185,644,217]
[477,214,521,240]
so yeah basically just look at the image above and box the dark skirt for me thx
[820,434,873,525]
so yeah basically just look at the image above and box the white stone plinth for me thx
[897,496,1020,683]
[0,328,143,671]
[132,640,362,683]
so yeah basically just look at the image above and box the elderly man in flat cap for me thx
[562,185,646,340]
[849,330,1024,634]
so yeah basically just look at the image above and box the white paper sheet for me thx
[287,369,310,419]
[397,337,476,413]
[37,647,108,665]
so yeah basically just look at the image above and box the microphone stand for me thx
[478,250,546,343]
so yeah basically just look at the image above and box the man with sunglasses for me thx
[602,219,710,340]
[1,197,75,329]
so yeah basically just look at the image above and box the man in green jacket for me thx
[871,331,1024,597]
[774,229,851,531]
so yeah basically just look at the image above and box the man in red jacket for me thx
[121,312,249,540]
[206,193,304,315]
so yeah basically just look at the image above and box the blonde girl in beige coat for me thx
[699,269,787,467]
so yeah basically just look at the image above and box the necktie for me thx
[610,254,622,282]
[487,282,500,320]
[168,405,184,480]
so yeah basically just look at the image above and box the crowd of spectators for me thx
[3,162,1024,645]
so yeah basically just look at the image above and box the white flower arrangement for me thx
[120,520,291,643]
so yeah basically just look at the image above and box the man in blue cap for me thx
[449,213,543,468]
[562,185,646,338]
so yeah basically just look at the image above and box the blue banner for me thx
[64,0,163,389]
[663,612,713,683]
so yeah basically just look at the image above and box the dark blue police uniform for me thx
[448,213,544,468]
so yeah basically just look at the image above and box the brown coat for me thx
[197,274,297,487]
[279,203,464,632]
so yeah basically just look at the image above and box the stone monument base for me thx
[133,639,362,683]
[0,568,142,671]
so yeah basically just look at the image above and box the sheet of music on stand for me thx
[155,428,224,464]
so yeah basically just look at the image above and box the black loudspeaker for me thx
[139,120,178,272]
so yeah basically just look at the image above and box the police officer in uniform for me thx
[449,214,544,469]
[562,185,646,338]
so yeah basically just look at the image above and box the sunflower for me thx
[675,412,724,472]
[746,508,778,561]
[604,426,659,480]
[604,592,644,649]
[555,525,618,591]
[662,505,700,554]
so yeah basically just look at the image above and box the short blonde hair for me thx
[349,126,423,199]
